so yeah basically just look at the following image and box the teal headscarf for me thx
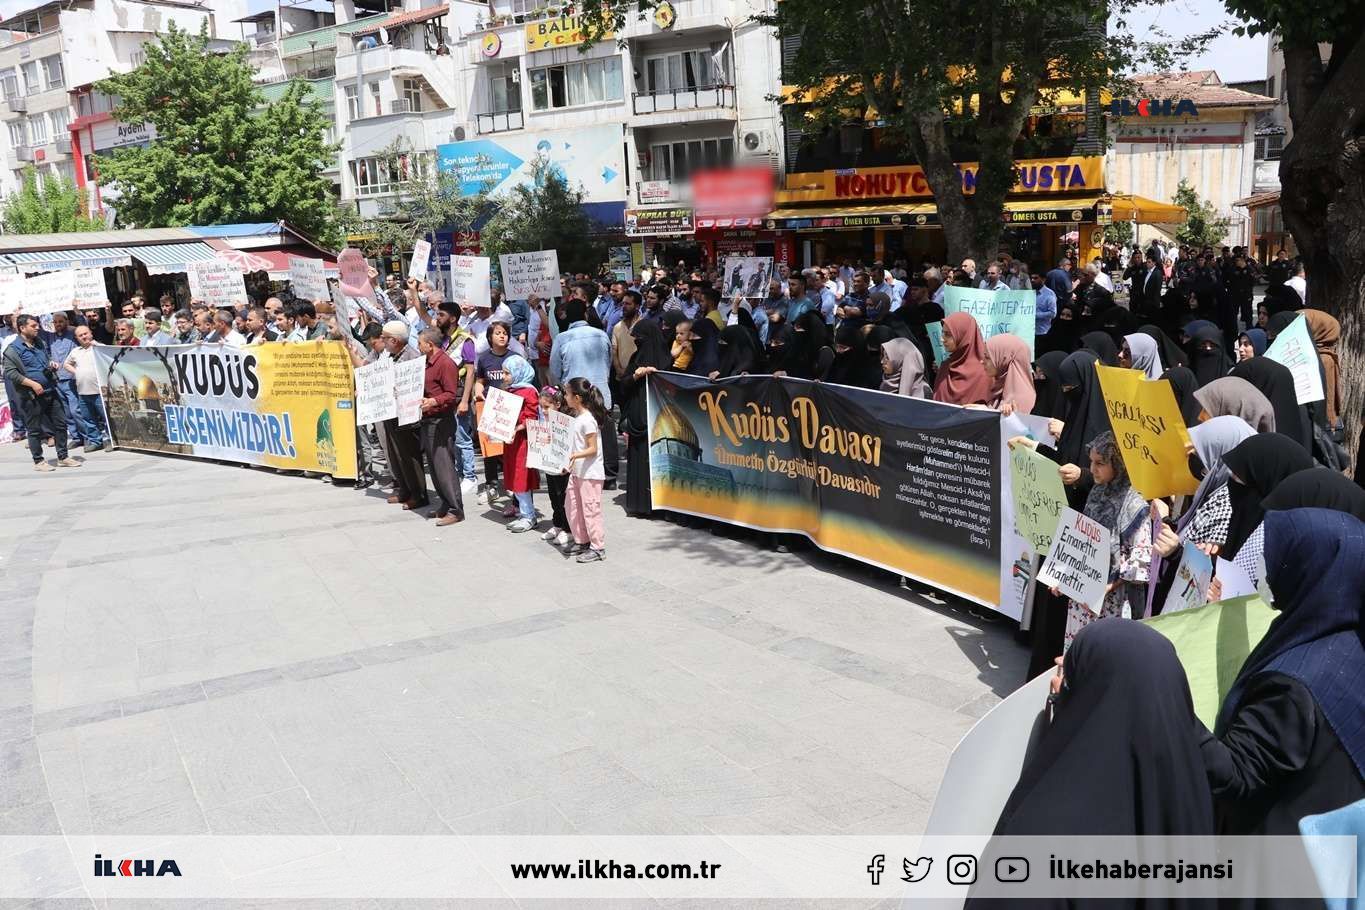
[504,354,537,391]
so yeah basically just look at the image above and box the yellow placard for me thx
[1095,364,1199,500]
[524,15,612,51]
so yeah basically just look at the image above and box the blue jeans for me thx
[452,409,477,482]
[55,378,84,445]
[76,393,107,448]
[514,490,534,521]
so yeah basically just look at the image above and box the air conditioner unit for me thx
[740,129,773,156]
[55,135,71,154]
[15,146,33,162]
[6,95,26,113]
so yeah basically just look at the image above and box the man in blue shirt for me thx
[596,281,626,337]
[785,274,820,324]
[1030,267,1057,336]
[551,293,619,488]
[1045,258,1074,309]
[1,315,79,470]
[42,311,85,448]
[870,266,905,311]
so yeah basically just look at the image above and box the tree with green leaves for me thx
[335,141,488,259]
[1,168,102,234]
[480,161,606,277]
[582,0,1206,264]
[94,23,339,244]
[1172,179,1231,248]
[1223,0,1365,466]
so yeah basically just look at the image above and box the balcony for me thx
[346,107,452,155]
[6,95,27,113]
[632,85,734,116]
[476,109,523,134]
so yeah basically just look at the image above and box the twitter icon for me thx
[901,857,933,883]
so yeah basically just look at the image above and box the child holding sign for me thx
[501,355,541,533]
[564,378,608,563]
[537,386,573,547]
[1064,431,1153,650]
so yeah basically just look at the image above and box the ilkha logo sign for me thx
[94,854,183,877]
[1109,98,1199,117]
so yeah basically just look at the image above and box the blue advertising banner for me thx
[435,126,626,204]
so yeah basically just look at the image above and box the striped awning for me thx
[127,241,222,275]
[1,247,133,271]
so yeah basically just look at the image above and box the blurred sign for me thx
[691,166,774,219]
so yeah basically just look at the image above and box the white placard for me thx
[1264,314,1325,404]
[354,357,397,425]
[450,255,491,309]
[526,408,573,474]
[289,256,327,300]
[1037,507,1112,613]
[721,256,773,299]
[408,239,432,283]
[1162,540,1214,615]
[0,272,26,315]
[499,250,560,300]
[24,271,76,315]
[1215,556,1257,600]
[480,384,522,444]
[72,269,108,306]
[187,260,248,308]
[0,377,11,445]
[394,357,425,426]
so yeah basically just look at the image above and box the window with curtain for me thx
[529,57,622,110]
[643,50,714,94]
[41,55,63,89]
[647,136,733,181]
[28,114,48,145]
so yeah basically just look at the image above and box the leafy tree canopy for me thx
[481,161,606,277]
[1172,179,1232,248]
[1,168,101,234]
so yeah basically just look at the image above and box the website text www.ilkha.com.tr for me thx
[510,858,723,881]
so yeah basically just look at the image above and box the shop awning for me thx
[1110,194,1187,224]
[999,196,1101,225]
[764,203,938,231]
[0,247,133,271]
[129,241,223,275]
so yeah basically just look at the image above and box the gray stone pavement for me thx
[0,439,1028,908]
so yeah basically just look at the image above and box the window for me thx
[401,78,423,112]
[48,108,68,137]
[343,84,359,120]
[41,55,63,90]
[28,113,48,145]
[1255,133,1284,161]
[7,120,26,149]
[1266,74,1275,99]
[529,56,622,110]
[0,69,17,100]
[20,61,39,95]
[349,152,422,196]
[1279,69,1286,100]
[647,136,733,181]
[129,49,146,68]
[643,50,715,94]
[367,80,382,117]
[488,64,521,113]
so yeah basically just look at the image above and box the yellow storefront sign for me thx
[777,155,1104,204]
[525,15,612,51]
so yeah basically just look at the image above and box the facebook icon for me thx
[867,854,886,885]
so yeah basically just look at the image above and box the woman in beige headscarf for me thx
[879,337,928,397]
[1301,309,1341,428]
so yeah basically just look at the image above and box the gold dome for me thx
[136,375,160,401]
[650,401,699,449]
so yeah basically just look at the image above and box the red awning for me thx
[232,249,340,278]
[348,5,449,37]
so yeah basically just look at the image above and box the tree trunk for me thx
[1279,35,1365,469]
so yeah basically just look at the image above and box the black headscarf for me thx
[1220,433,1315,559]
[787,311,831,380]
[987,619,1214,837]
[1265,308,1299,343]
[1162,366,1203,426]
[1263,283,1302,317]
[1229,357,1311,451]
[1043,303,1082,354]
[716,324,762,378]
[1031,350,1070,419]
[660,310,686,349]
[1056,350,1110,468]
[1140,323,1187,371]
[765,321,793,373]
[1262,467,1365,520]
[1215,508,1365,777]
[1080,331,1119,367]
[1187,323,1233,388]
[687,318,721,377]
[628,318,669,372]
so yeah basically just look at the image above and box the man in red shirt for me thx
[416,328,464,526]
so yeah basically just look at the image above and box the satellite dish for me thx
[283,20,295,33]
[378,26,389,43]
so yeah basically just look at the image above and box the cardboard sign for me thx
[526,408,573,474]
[187,260,248,308]
[450,255,491,309]
[721,256,773,299]
[1009,445,1069,552]
[393,357,425,426]
[0,272,26,315]
[1037,506,1111,613]
[479,384,522,444]
[1214,556,1257,600]
[337,248,379,307]
[354,357,397,425]
[925,320,947,365]
[24,271,76,315]
[408,239,432,283]
[289,256,327,301]
[72,269,109,306]
[1265,314,1325,404]
[1143,594,1277,728]
[1161,540,1214,615]
[1095,364,1199,500]
[942,286,1037,359]
[499,250,560,300]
